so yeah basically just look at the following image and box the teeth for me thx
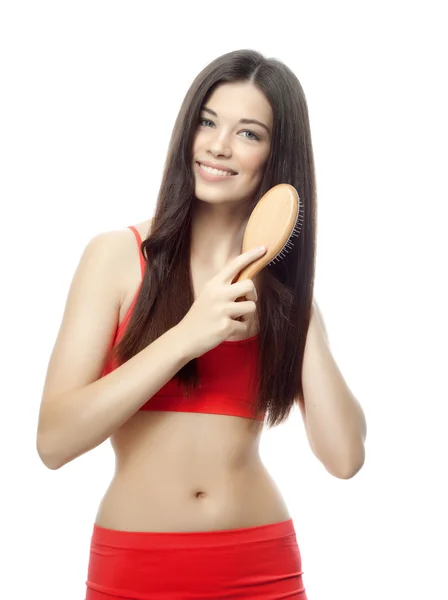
[200,163,234,177]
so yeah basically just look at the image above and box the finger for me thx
[245,286,258,302]
[229,279,256,301]
[219,246,266,283]
[228,300,256,319]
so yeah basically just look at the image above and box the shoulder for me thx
[82,219,152,304]
[132,218,153,242]
[88,219,152,265]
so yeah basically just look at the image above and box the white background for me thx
[1,1,447,599]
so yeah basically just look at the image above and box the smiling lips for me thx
[196,161,237,178]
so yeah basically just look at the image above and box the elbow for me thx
[331,459,364,480]
[316,439,366,480]
[36,446,63,471]
[41,459,63,471]
[36,432,65,471]
[330,448,366,480]
[37,451,63,471]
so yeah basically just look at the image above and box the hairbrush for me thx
[233,183,302,286]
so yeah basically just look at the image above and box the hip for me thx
[85,517,308,599]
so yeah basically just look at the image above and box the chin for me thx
[195,181,259,205]
[194,183,234,204]
[195,193,232,205]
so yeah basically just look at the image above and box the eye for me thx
[199,118,214,127]
[240,130,261,141]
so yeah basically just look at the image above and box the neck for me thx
[190,200,250,269]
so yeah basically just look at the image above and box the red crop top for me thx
[101,226,265,422]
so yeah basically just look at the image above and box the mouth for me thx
[196,162,237,177]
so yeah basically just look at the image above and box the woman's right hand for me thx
[176,246,267,359]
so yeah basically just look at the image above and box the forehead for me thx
[203,82,273,126]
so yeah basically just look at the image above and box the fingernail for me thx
[256,245,266,252]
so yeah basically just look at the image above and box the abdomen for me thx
[94,410,291,532]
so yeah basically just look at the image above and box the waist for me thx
[96,410,289,531]
[96,455,289,532]
[96,474,290,532]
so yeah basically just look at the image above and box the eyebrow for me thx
[202,106,271,135]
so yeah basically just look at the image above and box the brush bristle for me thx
[267,202,304,266]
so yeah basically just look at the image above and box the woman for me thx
[37,49,366,599]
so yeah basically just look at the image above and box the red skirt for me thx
[85,518,308,599]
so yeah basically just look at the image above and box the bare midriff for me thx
[95,409,291,532]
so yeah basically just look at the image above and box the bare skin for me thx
[94,219,291,533]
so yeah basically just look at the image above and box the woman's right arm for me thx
[36,230,193,470]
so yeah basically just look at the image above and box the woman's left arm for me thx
[300,299,367,479]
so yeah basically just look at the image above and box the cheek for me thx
[244,149,270,177]
[192,129,208,155]
[191,134,200,157]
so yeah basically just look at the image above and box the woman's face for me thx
[192,81,273,206]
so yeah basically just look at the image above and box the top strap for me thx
[127,226,146,278]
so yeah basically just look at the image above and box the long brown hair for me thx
[109,49,317,429]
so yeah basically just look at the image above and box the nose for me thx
[207,131,232,158]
